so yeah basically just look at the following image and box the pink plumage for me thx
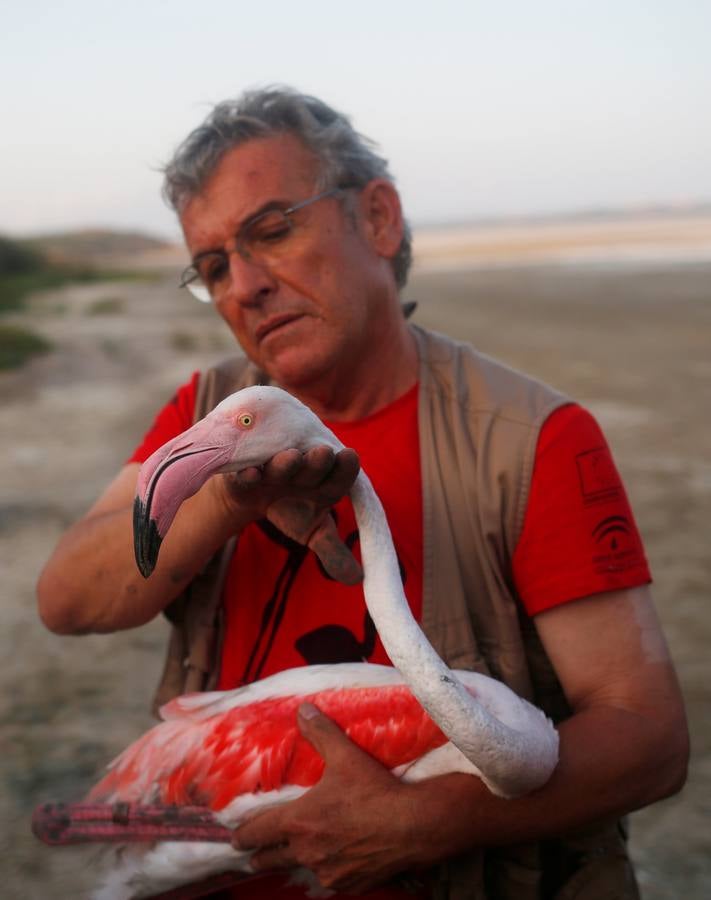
[88,676,448,813]
[74,665,478,899]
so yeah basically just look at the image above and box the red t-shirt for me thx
[512,403,651,613]
[127,373,651,898]
[129,373,650,630]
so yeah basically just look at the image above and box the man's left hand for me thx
[232,702,420,894]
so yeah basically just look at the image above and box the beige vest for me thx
[151,325,639,900]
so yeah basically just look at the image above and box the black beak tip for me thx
[133,496,162,579]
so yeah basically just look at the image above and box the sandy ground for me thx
[1,256,709,898]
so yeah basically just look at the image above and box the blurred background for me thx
[1,1,709,896]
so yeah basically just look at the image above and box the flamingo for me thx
[40,386,559,899]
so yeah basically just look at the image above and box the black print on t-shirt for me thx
[295,608,378,665]
[239,512,407,683]
[239,518,309,684]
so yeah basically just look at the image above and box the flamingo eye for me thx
[237,413,254,428]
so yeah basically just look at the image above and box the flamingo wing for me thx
[88,684,449,813]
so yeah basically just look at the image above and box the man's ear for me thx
[358,179,405,260]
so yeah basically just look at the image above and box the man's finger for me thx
[323,448,360,500]
[232,809,289,852]
[308,519,363,585]
[248,842,295,873]
[288,446,336,489]
[227,466,263,488]
[260,448,305,484]
[298,702,362,764]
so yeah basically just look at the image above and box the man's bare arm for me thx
[37,447,361,635]
[37,462,245,634]
[396,585,688,855]
[233,585,689,893]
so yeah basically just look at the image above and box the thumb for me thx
[308,518,363,585]
[298,702,356,764]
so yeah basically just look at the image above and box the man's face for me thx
[180,134,397,393]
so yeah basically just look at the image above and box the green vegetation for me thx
[0,233,153,314]
[0,324,51,370]
[0,231,160,370]
[1,234,95,313]
[0,234,45,274]
[0,236,55,367]
[0,236,53,312]
[86,296,126,315]
[169,330,199,352]
[100,337,123,359]
[23,228,170,261]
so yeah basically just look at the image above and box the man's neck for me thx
[285,322,419,423]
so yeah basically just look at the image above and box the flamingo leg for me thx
[31,802,232,846]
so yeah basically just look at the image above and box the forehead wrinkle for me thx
[181,135,323,256]
[207,135,321,204]
[188,197,295,262]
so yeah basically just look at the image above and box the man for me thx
[38,87,688,899]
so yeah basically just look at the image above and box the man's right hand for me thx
[217,446,363,585]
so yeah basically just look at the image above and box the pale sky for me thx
[3,0,710,239]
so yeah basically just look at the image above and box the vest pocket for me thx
[552,853,640,900]
[543,821,640,900]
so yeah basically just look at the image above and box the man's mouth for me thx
[255,313,304,342]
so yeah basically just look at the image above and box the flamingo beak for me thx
[133,418,237,578]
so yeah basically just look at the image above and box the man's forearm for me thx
[232,687,686,894]
[402,695,688,867]
[37,485,244,634]
[37,447,361,636]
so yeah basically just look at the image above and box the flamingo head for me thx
[133,385,341,578]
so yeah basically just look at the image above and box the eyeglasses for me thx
[179,187,346,303]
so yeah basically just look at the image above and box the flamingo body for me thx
[89,664,491,899]
[88,663,477,812]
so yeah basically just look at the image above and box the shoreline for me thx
[412,214,711,272]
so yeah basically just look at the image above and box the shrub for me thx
[0,324,52,370]
[87,297,126,315]
[0,236,46,276]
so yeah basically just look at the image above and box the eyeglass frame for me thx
[179,186,351,303]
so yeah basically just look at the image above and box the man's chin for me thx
[258,349,338,393]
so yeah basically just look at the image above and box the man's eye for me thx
[250,216,292,245]
[199,257,228,285]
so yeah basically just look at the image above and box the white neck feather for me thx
[350,472,558,798]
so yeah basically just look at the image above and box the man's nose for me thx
[222,251,278,307]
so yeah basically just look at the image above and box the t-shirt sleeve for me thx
[126,372,200,465]
[512,403,652,616]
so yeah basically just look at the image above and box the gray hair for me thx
[163,86,412,288]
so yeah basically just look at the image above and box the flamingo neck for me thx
[349,473,558,798]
